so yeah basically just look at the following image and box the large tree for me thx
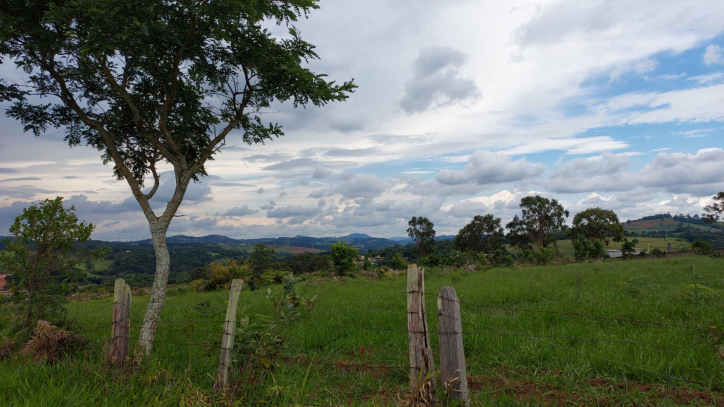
[407,216,436,260]
[507,195,569,250]
[0,0,354,354]
[570,208,624,245]
[454,214,504,254]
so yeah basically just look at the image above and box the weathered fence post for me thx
[407,264,435,393]
[217,279,244,388]
[438,286,469,406]
[111,278,131,366]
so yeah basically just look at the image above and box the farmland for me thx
[1,256,723,405]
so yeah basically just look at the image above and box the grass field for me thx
[2,256,724,405]
[555,237,691,257]
[624,218,718,233]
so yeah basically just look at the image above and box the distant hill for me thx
[624,215,720,233]
[341,233,372,239]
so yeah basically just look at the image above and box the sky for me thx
[1,0,724,241]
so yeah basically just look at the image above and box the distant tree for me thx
[330,242,357,276]
[1,197,105,340]
[691,239,712,255]
[703,192,724,225]
[0,0,355,354]
[454,215,504,254]
[570,208,624,245]
[248,244,274,291]
[506,215,533,252]
[389,252,407,270]
[621,239,636,259]
[507,196,569,250]
[407,216,436,259]
[570,208,623,261]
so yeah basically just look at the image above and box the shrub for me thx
[389,252,407,270]
[491,249,514,267]
[692,239,713,255]
[422,254,442,267]
[330,242,358,276]
[535,247,556,265]
[651,248,666,258]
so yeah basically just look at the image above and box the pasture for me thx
[1,256,723,405]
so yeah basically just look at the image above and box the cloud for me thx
[435,150,545,186]
[260,201,276,210]
[336,173,386,200]
[400,46,479,114]
[544,152,634,193]
[257,187,265,194]
[687,72,724,86]
[312,167,333,179]
[634,58,658,74]
[0,168,19,174]
[638,148,724,195]
[703,44,723,65]
[224,205,259,217]
[0,177,42,182]
[266,205,322,224]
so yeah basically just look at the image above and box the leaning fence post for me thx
[407,264,435,392]
[438,286,469,406]
[217,279,244,388]
[111,278,131,366]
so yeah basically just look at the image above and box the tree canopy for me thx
[407,216,436,259]
[507,195,569,250]
[0,0,355,354]
[570,208,624,245]
[454,214,504,254]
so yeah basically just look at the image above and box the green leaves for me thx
[1,197,107,339]
[407,216,436,259]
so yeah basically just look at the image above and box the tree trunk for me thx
[137,222,171,355]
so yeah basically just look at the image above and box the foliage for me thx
[535,247,557,265]
[621,239,636,259]
[506,215,534,252]
[650,248,666,258]
[572,238,607,261]
[570,208,624,246]
[454,214,504,254]
[202,261,249,291]
[286,252,332,275]
[330,242,357,276]
[422,254,442,267]
[0,0,354,352]
[389,252,407,270]
[1,197,105,340]
[490,248,514,267]
[233,276,316,383]
[507,196,569,250]
[407,216,436,259]
[248,244,275,291]
[691,239,713,255]
[703,192,724,224]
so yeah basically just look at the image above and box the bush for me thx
[491,248,514,267]
[330,242,358,276]
[572,238,606,261]
[692,239,713,255]
[422,254,442,267]
[535,247,556,265]
[389,252,407,270]
[650,248,666,258]
[261,269,292,285]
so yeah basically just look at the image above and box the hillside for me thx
[624,217,719,233]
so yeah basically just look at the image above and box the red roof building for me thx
[0,274,9,291]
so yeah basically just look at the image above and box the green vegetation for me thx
[1,256,722,405]
[1,197,105,342]
[330,242,358,276]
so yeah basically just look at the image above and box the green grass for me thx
[2,256,724,405]
[624,218,718,233]
[555,237,690,257]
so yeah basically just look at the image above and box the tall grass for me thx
[2,256,723,405]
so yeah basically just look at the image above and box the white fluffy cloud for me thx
[435,150,545,186]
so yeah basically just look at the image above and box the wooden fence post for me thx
[111,278,131,366]
[407,264,435,392]
[438,286,469,406]
[217,279,244,388]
